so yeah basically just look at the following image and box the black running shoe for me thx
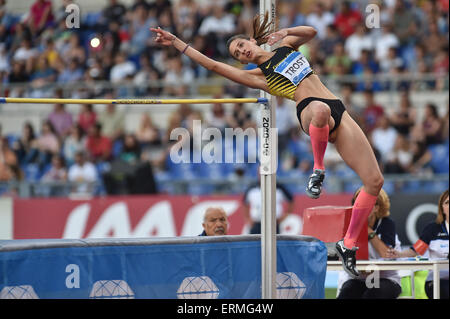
[335,239,360,278]
[305,169,325,199]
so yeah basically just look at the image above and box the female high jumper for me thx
[151,13,384,278]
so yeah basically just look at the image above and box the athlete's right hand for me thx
[150,27,176,46]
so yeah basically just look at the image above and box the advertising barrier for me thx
[0,236,327,299]
[1,193,443,245]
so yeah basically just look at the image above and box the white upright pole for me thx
[259,0,277,299]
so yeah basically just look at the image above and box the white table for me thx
[327,259,449,299]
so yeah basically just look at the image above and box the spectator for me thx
[205,101,228,133]
[374,23,399,62]
[275,96,296,156]
[0,43,8,76]
[133,54,161,96]
[339,84,364,127]
[389,90,417,137]
[148,0,172,18]
[324,42,352,77]
[47,103,73,140]
[409,126,432,175]
[128,3,157,56]
[57,58,84,83]
[337,187,402,299]
[28,0,54,37]
[319,24,344,58]
[422,103,443,146]
[102,0,127,26]
[345,24,373,62]
[36,120,60,168]
[441,103,449,142]
[242,177,294,234]
[162,56,194,96]
[379,47,404,74]
[40,154,67,183]
[226,102,253,130]
[59,33,86,66]
[406,43,433,74]
[77,104,97,135]
[110,51,136,84]
[67,150,98,195]
[29,55,56,95]
[276,1,306,31]
[392,0,417,46]
[384,134,414,174]
[119,133,141,165]
[433,47,449,90]
[12,121,38,165]
[85,122,112,162]
[351,49,379,77]
[0,136,19,182]
[62,124,86,166]
[305,2,335,40]
[136,113,161,147]
[198,4,236,58]
[371,115,398,164]
[42,38,63,71]
[362,89,385,134]
[334,0,362,39]
[199,207,229,236]
[13,38,38,68]
[9,22,32,57]
[387,189,449,299]
[126,151,158,195]
[8,61,29,85]
[173,0,199,41]
[97,101,125,142]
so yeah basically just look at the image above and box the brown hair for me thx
[352,187,391,219]
[226,11,275,54]
[436,189,449,224]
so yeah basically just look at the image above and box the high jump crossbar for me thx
[0,97,269,105]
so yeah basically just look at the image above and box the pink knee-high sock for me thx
[344,189,378,248]
[309,124,329,170]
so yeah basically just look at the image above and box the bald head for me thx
[202,207,228,236]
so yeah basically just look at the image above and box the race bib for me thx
[274,51,312,86]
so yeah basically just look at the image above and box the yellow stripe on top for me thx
[258,46,314,101]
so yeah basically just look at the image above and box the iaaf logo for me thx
[62,200,241,238]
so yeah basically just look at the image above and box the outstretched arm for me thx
[151,27,267,91]
[267,26,317,49]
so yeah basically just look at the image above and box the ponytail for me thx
[226,11,275,53]
[252,11,275,46]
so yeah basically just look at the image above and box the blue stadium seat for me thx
[194,161,226,179]
[154,170,177,194]
[112,140,123,158]
[23,163,42,182]
[402,180,422,193]
[428,143,449,174]
[83,12,102,27]
[421,181,449,194]
[5,134,19,148]
[382,181,395,195]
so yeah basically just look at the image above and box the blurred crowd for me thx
[0,0,448,95]
[0,0,449,196]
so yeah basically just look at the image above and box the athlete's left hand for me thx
[266,29,288,46]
